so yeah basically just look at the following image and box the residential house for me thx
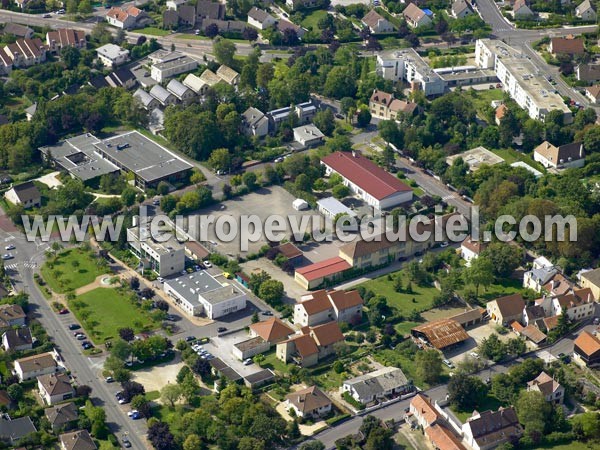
[573,330,600,367]
[409,394,441,428]
[425,424,467,450]
[576,64,600,83]
[276,321,344,367]
[267,101,316,132]
[549,36,585,56]
[495,104,508,125]
[96,44,129,67]
[249,317,294,344]
[200,19,247,34]
[575,0,597,21]
[149,85,177,107]
[534,141,585,170]
[0,416,36,445]
[277,19,306,39]
[462,407,523,450]
[247,7,276,30]
[342,366,411,404]
[369,89,418,120]
[527,371,564,404]
[14,352,62,381]
[522,304,546,327]
[486,293,525,326]
[4,181,41,208]
[166,0,186,9]
[452,0,474,18]
[460,237,487,266]
[45,402,79,432]
[149,51,198,82]
[46,29,86,53]
[403,3,432,28]
[513,0,534,18]
[183,73,211,96]
[361,9,395,33]
[133,88,159,111]
[216,65,240,86]
[60,429,97,450]
[104,68,136,90]
[2,327,33,351]
[241,107,269,138]
[196,0,226,22]
[106,6,150,30]
[0,50,13,75]
[2,23,34,39]
[199,69,221,91]
[580,267,600,299]
[551,288,595,321]
[285,386,332,418]
[3,38,47,68]
[166,79,195,105]
[321,151,413,209]
[38,373,74,405]
[0,304,26,328]
[24,103,36,120]
[162,5,196,28]
[293,124,324,147]
[294,289,363,327]
[585,85,600,104]
[286,0,318,10]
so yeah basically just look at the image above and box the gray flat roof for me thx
[166,270,226,307]
[39,134,119,181]
[94,131,192,183]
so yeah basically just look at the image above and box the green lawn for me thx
[536,442,598,450]
[358,272,438,315]
[259,350,295,374]
[137,27,170,36]
[69,288,159,343]
[41,248,108,293]
[493,148,546,173]
[460,277,525,302]
[451,395,504,423]
[394,321,421,337]
[301,10,328,30]
[178,34,210,40]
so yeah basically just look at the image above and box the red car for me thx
[59,308,69,315]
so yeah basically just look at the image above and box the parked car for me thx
[4,245,15,250]
[262,310,273,316]
[203,260,212,268]
[469,352,480,359]
[442,359,454,369]
[217,327,227,333]
[440,241,449,248]
[105,376,114,383]
[73,331,83,337]
[59,308,69,315]
[122,436,131,448]
[157,277,164,283]
[1,254,13,260]
[594,317,599,325]
[82,342,93,350]
[68,324,80,330]
[243,358,253,366]
[186,336,196,342]
[152,199,160,206]
[76,334,86,340]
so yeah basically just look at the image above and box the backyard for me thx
[69,287,159,343]
[40,247,109,293]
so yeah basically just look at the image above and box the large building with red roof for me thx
[321,151,413,210]
[294,256,351,289]
[294,289,363,327]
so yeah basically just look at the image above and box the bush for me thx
[342,391,365,410]
[326,413,351,426]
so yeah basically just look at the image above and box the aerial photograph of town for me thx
[0,0,599,448]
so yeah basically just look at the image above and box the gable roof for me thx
[389,99,418,114]
[3,327,32,348]
[578,64,600,82]
[465,407,521,447]
[551,37,585,55]
[295,256,351,282]
[216,65,239,84]
[285,333,319,357]
[133,88,156,107]
[534,141,584,164]
[521,325,547,344]
[461,237,487,255]
[247,7,273,23]
[574,330,600,356]
[586,85,600,99]
[412,319,469,349]
[452,0,473,16]
[166,79,191,98]
[491,293,525,318]
[47,28,86,47]
[9,181,40,203]
[298,290,333,315]
[149,84,174,103]
[3,23,33,38]
[286,386,331,413]
[411,393,441,426]
[60,429,97,450]
[199,68,221,86]
[362,9,387,28]
[38,372,73,396]
[554,287,594,309]
[403,2,427,22]
[45,402,79,427]
[196,0,225,19]
[249,317,294,342]
[344,366,409,398]
[370,88,394,106]
[581,267,600,286]
[513,0,531,12]
[328,290,363,311]
[425,424,467,450]
[528,371,561,397]
[542,315,559,331]
[0,416,36,443]
[309,321,344,347]
[321,151,411,201]
[15,352,58,373]
[0,304,25,325]
[576,0,595,13]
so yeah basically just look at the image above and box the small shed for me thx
[293,198,309,211]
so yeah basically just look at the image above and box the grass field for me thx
[451,395,504,422]
[260,350,294,374]
[69,288,158,343]
[358,271,438,315]
[41,248,108,293]
[460,277,524,302]
[137,27,170,36]
[493,148,546,173]
[301,10,328,30]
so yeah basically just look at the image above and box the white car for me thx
[469,352,480,359]
[157,277,164,283]
[440,241,449,248]
[243,358,253,366]
[1,254,13,260]
[118,398,127,404]
[127,410,139,417]
[203,261,212,268]
[4,245,15,250]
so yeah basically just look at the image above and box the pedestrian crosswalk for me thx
[4,262,37,270]
[442,194,459,201]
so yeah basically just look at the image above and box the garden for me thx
[40,247,109,293]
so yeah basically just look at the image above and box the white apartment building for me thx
[376,49,445,97]
[150,52,198,82]
[126,226,185,277]
[475,39,572,124]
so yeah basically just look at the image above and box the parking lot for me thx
[186,186,318,256]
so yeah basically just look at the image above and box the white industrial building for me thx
[376,48,445,97]
[475,39,572,124]
[127,226,185,277]
[164,271,247,319]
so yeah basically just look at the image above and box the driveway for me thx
[35,171,62,189]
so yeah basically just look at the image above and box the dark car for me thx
[68,324,80,330]
[185,336,196,342]
[59,308,69,315]
[217,327,227,333]
[262,311,273,316]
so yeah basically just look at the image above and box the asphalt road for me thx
[1,229,148,449]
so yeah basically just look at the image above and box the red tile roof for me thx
[249,317,294,342]
[550,37,585,55]
[288,333,319,357]
[321,151,411,201]
[277,242,303,259]
[328,290,363,311]
[411,394,441,426]
[425,424,467,450]
[574,331,600,357]
[310,321,344,347]
[295,256,351,282]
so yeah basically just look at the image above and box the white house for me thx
[2,327,33,351]
[361,9,395,33]
[96,44,129,67]
[452,0,474,18]
[294,289,363,327]
[534,141,585,170]
[285,386,332,418]
[4,181,41,209]
[106,5,150,29]
[166,79,195,105]
[38,373,74,405]
[342,366,411,404]
[462,408,522,450]
[403,3,432,28]
[527,372,564,404]
[242,107,269,138]
[14,352,63,381]
[575,0,597,21]
[513,0,534,18]
[247,7,276,30]
[293,124,324,147]
[551,288,595,321]
[460,237,487,266]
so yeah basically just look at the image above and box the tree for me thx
[242,27,258,41]
[516,390,553,442]
[258,279,284,304]
[78,0,92,13]
[251,311,259,323]
[207,148,231,171]
[480,243,521,278]
[205,23,219,38]
[60,46,80,69]
[324,67,356,99]
[76,385,92,398]
[356,108,371,128]
[192,357,211,379]
[148,421,175,450]
[479,333,507,362]
[572,412,600,440]
[282,28,299,46]
[183,434,202,450]
[447,373,486,411]
[121,381,145,402]
[213,37,236,66]
[415,350,443,384]
[332,184,350,199]
[119,327,135,342]
[190,169,206,185]
[242,171,258,190]
[121,188,137,207]
[312,108,335,136]
[6,383,23,401]
[155,300,169,311]
[160,383,182,407]
[299,442,325,450]
[462,256,494,297]
[129,277,140,290]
